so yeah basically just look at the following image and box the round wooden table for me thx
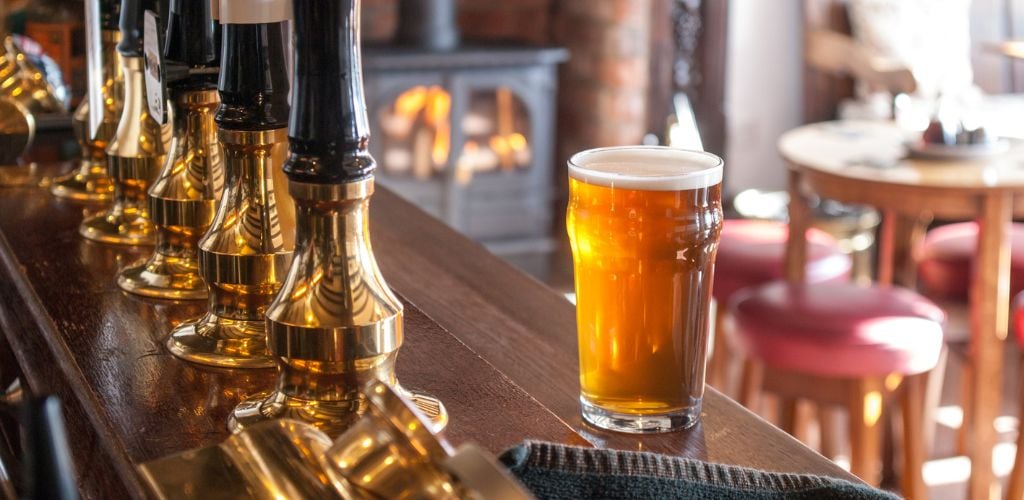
[779,120,1024,500]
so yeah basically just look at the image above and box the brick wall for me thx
[551,0,651,165]
[361,0,652,162]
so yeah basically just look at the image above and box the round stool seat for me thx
[714,219,852,304]
[1013,291,1024,348]
[732,282,944,377]
[918,222,1024,301]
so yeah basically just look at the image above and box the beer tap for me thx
[79,0,171,245]
[166,0,294,368]
[117,0,223,300]
[229,0,446,436]
[51,0,124,203]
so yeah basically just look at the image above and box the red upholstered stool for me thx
[732,281,944,498]
[917,222,1024,301]
[1006,292,1024,500]
[708,220,852,390]
[714,219,852,304]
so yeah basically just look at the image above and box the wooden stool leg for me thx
[819,406,842,460]
[739,359,764,410]
[921,345,948,458]
[779,398,814,444]
[958,361,974,457]
[708,304,730,393]
[1006,369,1024,500]
[900,373,927,500]
[849,376,884,486]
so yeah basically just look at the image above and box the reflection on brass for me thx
[80,56,170,246]
[52,31,124,203]
[118,88,224,300]
[166,128,293,368]
[0,36,66,115]
[0,96,36,187]
[229,178,447,437]
[140,381,531,500]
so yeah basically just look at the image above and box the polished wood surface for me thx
[781,120,1023,499]
[1,162,854,498]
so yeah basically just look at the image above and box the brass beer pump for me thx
[51,0,124,202]
[117,0,224,300]
[0,34,67,186]
[230,0,447,436]
[166,0,294,368]
[141,381,530,499]
[80,0,171,245]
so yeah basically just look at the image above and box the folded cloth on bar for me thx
[499,441,898,500]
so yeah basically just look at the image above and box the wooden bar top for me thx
[0,162,856,499]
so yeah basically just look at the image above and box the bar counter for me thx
[0,162,856,498]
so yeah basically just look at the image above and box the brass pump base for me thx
[51,31,124,203]
[118,88,223,300]
[50,101,114,202]
[167,313,277,369]
[116,240,208,300]
[228,178,447,436]
[166,127,293,368]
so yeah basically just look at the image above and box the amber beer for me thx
[567,146,723,433]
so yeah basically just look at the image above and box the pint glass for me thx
[566,146,723,433]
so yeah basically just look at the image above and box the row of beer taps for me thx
[1,0,530,498]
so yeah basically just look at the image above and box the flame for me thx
[392,86,452,168]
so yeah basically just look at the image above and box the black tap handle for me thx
[164,0,217,69]
[100,0,122,31]
[117,0,160,57]
[284,0,374,183]
[21,397,77,500]
[215,3,290,131]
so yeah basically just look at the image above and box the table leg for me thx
[876,210,896,285]
[785,168,809,283]
[967,193,1012,500]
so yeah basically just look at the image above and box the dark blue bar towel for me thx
[499,441,900,500]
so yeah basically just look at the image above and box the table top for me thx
[0,162,856,499]
[779,120,1024,192]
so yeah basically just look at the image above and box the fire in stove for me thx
[377,85,532,185]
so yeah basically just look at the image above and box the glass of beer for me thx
[566,146,723,433]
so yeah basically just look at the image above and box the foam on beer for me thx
[568,146,723,191]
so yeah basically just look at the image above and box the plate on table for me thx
[907,139,1010,160]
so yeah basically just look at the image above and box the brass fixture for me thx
[166,8,294,368]
[140,381,531,499]
[0,96,36,187]
[79,54,169,245]
[118,89,223,299]
[229,0,446,437]
[118,0,223,300]
[51,24,125,203]
[0,36,67,115]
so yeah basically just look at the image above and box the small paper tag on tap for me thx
[143,10,167,124]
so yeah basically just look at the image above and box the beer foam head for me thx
[568,146,723,191]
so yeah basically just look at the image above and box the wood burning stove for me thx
[363,45,568,278]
